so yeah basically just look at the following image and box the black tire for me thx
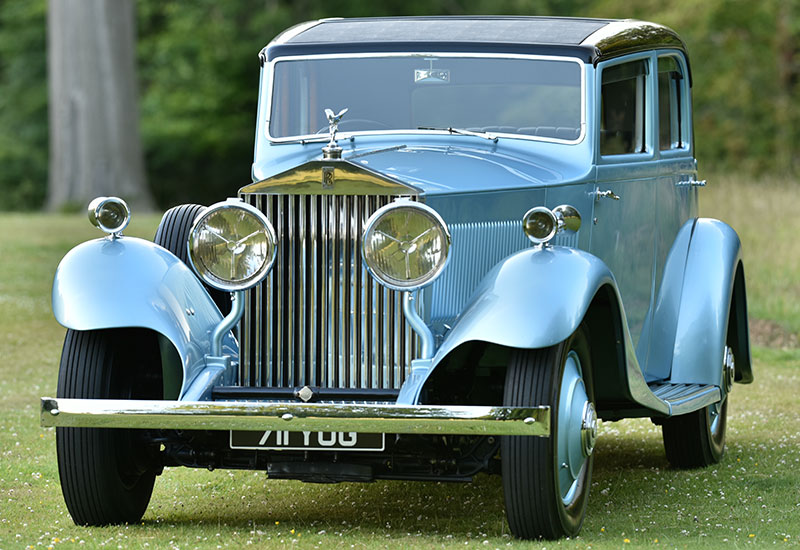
[56,329,162,525]
[661,400,727,468]
[661,344,733,469]
[154,204,231,315]
[502,328,596,539]
[154,203,206,266]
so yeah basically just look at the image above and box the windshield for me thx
[268,54,584,142]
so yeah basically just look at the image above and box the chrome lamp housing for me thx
[188,198,278,292]
[522,204,582,246]
[362,200,451,291]
[87,196,131,237]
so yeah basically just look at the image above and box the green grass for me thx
[1,180,799,549]
[701,174,800,337]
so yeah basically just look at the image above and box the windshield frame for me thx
[263,52,587,145]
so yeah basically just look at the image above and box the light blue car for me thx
[42,16,752,540]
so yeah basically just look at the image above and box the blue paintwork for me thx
[641,220,694,381]
[254,137,593,196]
[395,245,612,404]
[248,49,751,417]
[669,219,748,387]
[432,246,614,356]
[398,246,619,405]
[50,44,750,419]
[641,218,749,389]
[399,243,668,416]
[52,236,237,399]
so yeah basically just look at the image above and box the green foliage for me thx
[137,1,293,206]
[585,0,800,175]
[0,0,797,210]
[0,0,48,210]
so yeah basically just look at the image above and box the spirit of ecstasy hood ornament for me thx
[322,107,348,159]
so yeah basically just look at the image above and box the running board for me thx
[647,383,721,416]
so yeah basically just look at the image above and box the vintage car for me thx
[42,16,752,539]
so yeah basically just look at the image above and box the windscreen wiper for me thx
[271,135,330,145]
[418,126,498,142]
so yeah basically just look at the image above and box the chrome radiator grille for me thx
[239,193,418,390]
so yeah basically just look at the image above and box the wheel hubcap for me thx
[711,346,735,437]
[581,402,598,457]
[558,350,592,505]
[723,346,735,393]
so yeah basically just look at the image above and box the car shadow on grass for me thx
[140,430,679,539]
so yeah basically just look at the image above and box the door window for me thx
[600,59,648,155]
[658,56,685,150]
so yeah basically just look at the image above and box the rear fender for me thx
[52,237,237,398]
[664,219,752,386]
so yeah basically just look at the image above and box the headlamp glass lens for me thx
[363,203,449,290]
[189,204,276,291]
[523,207,557,243]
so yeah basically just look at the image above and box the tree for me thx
[47,0,153,211]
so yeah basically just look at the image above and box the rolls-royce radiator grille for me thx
[239,193,418,390]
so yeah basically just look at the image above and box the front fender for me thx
[398,245,667,411]
[433,246,617,362]
[52,236,237,398]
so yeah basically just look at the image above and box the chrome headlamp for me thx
[523,206,558,244]
[522,204,582,246]
[88,196,131,236]
[188,199,277,292]
[362,201,451,291]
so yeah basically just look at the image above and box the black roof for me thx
[263,16,687,64]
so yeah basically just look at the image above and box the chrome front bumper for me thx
[40,398,549,437]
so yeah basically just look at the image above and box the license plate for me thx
[230,430,385,451]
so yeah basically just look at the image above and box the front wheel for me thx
[502,328,596,539]
[56,329,163,525]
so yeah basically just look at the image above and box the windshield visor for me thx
[268,54,584,142]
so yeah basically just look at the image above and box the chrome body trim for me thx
[40,398,550,437]
[403,293,434,359]
[647,383,721,416]
[240,159,419,196]
[674,179,706,187]
[239,192,418,390]
[211,291,244,356]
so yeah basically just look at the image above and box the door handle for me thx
[593,189,620,201]
[675,179,706,187]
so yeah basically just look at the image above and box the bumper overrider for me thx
[40,398,549,437]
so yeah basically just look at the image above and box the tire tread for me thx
[56,330,156,525]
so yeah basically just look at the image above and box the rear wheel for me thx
[502,328,596,539]
[661,346,734,468]
[56,329,162,525]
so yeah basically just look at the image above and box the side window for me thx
[658,56,684,150]
[600,59,648,156]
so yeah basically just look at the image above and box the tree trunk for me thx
[47,0,153,211]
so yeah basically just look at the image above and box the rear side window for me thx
[600,59,648,155]
[658,56,685,150]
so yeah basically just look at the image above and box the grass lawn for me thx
[1,177,799,549]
